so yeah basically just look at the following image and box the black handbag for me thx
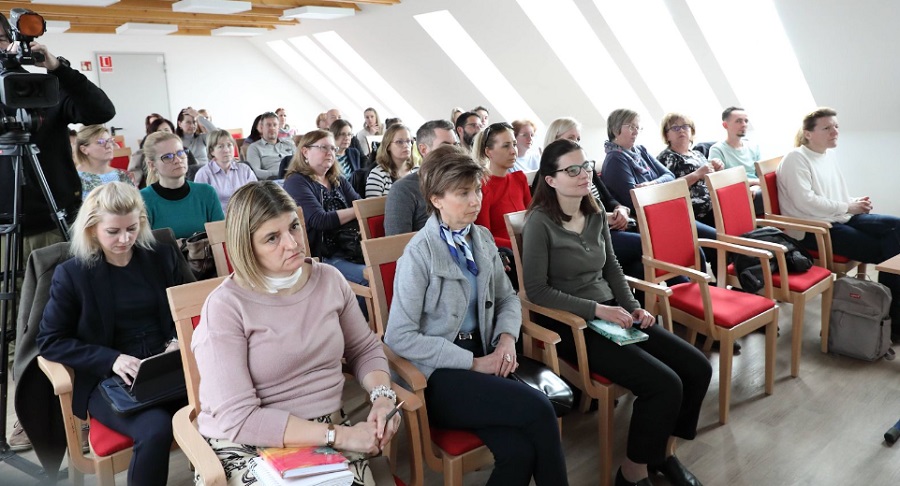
[333,221,365,264]
[178,231,216,280]
[98,374,187,415]
[509,355,574,418]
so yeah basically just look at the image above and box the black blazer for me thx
[36,243,187,419]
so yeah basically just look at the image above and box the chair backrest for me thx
[366,135,383,153]
[706,167,756,236]
[504,211,528,294]
[166,277,227,413]
[353,196,387,240]
[630,179,702,280]
[206,207,309,277]
[755,156,783,216]
[111,147,131,171]
[361,233,415,336]
[523,169,538,187]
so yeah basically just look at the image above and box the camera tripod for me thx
[1,137,70,480]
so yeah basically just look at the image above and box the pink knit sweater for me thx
[193,261,388,446]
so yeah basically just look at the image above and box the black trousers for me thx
[426,368,569,486]
[87,387,180,486]
[536,314,711,464]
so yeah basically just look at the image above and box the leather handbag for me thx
[98,375,187,415]
[333,221,365,264]
[509,355,574,417]
[179,231,215,280]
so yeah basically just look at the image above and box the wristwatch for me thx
[50,56,70,72]
[325,423,336,447]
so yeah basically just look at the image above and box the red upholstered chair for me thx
[37,357,135,486]
[362,232,564,486]
[706,167,835,377]
[110,147,131,171]
[756,156,867,278]
[166,277,421,486]
[630,179,780,425]
[504,211,674,486]
[353,196,388,240]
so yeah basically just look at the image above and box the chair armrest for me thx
[519,297,587,330]
[624,275,673,298]
[349,281,372,299]
[392,384,422,411]
[37,356,73,396]
[757,218,828,235]
[698,238,774,262]
[172,405,227,486]
[642,257,711,284]
[521,320,562,345]
[717,233,787,256]
[382,345,427,392]
[765,214,833,229]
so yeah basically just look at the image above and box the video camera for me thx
[0,8,59,137]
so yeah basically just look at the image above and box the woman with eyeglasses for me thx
[193,129,258,213]
[176,107,217,166]
[473,122,531,251]
[365,124,416,198]
[139,132,224,239]
[330,119,363,179]
[524,139,711,486]
[283,130,368,289]
[656,113,725,227]
[75,125,133,200]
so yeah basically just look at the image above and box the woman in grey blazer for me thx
[384,145,568,486]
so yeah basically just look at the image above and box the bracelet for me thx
[166,338,178,348]
[369,385,397,404]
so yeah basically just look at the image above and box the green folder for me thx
[587,318,649,346]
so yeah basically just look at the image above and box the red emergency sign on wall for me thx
[99,55,113,72]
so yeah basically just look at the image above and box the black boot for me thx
[648,455,703,486]
[615,467,653,486]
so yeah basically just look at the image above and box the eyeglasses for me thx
[214,143,234,150]
[93,138,112,146]
[483,122,513,143]
[338,132,353,138]
[158,150,188,164]
[392,139,413,147]
[667,124,692,133]
[624,124,643,133]
[309,145,338,154]
[554,160,595,177]
[465,122,484,130]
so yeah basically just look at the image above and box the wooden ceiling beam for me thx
[46,18,281,30]
[2,3,292,24]
[40,14,291,29]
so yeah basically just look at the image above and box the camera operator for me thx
[0,32,116,250]
[0,30,115,457]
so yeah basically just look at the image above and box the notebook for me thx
[258,446,349,479]
[250,457,353,486]
[587,318,649,346]
[110,349,185,402]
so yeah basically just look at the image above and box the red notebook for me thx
[258,446,349,479]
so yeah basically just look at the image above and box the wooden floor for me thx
[5,293,900,485]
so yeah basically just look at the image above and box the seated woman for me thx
[282,130,367,288]
[37,182,189,486]
[129,118,187,188]
[275,107,296,140]
[524,140,711,486]
[193,181,399,486]
[601,108,719,274]
[512,119,541,172]
[74,125,132,199]
[139,132,224,239]
[473,122,532,250]
[778,107,900,330]
[385,145,568,486]
[240,114,265,161]
[365,124,416,198]
[331,119,364,179]
[656,113,725,228]
[176,107,216,166]
[193,129,258,213]
[356,107,383,157]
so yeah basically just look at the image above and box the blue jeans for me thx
[802,213,900,324]
[322,256,369,317]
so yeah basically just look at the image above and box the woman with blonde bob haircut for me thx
[193,181,399,486]
[38,182,190,486]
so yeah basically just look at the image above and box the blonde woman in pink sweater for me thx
[192,181,399,486]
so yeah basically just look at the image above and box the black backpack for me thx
[729,226,814,293]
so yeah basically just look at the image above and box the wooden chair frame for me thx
[38,357,134,486]
[631,179,779,424]
[755,156,867,277]
[362,233,565,486]
[353,196,388,241]
[504,211,674,486]
[166,277,422,486]
[706,167,835,377]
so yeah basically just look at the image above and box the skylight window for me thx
[289,36,377,118]
[414,10,542,128]
[314,31,425,130]
[266,40,358,115]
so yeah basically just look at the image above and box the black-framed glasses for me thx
[667,124,692,133]
[158,150,188,164]
[554,160,595,177]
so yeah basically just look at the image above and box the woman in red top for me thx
[473,122,532,249]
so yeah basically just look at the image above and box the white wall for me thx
[39,32,322,142]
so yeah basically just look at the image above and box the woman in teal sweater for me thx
[140,131,223,239]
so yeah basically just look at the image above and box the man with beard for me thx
[454,111,484,153]
[709,106,764,213]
